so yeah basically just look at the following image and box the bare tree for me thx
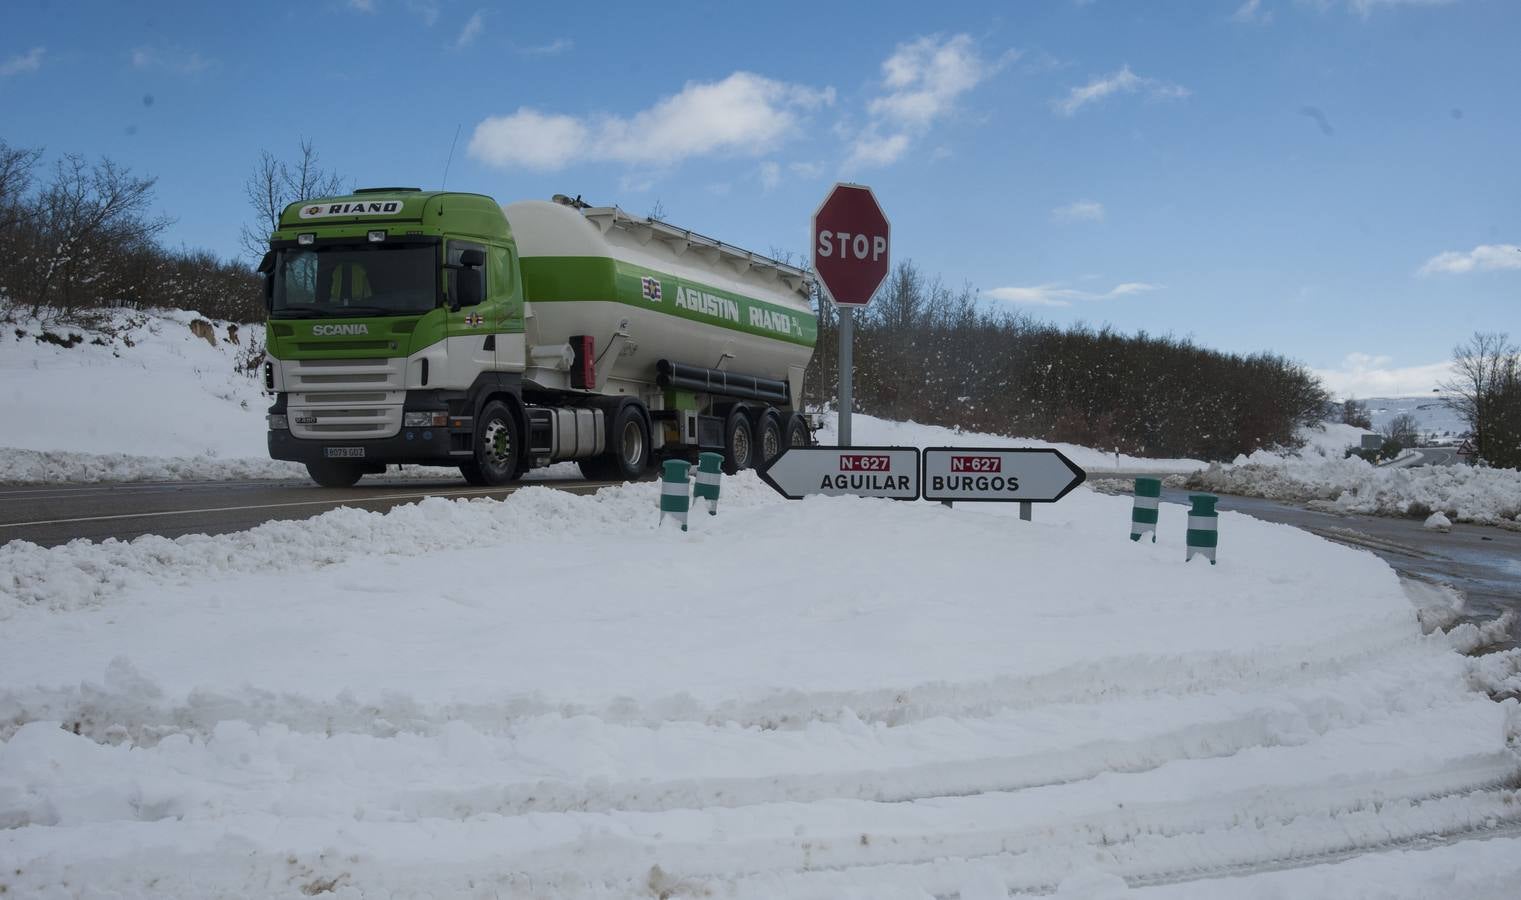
[1441,332,1520,466]
[1341,397,1372,430]
[23,154,171,315]
[238,139,348,259]
[1381,413,1419,446]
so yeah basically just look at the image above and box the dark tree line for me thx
[805,261,1330,461]
[0,137,269,324]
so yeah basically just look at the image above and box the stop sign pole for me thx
[812,183,890,448]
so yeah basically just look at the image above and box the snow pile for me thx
[1188,454,1521,525]
[1182,423,1521,526]
[2,473,1517,896]
[814,411,1204,473]
[1292,421,1376,459]
[1425,510,1453,532]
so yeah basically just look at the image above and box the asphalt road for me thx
[1412,446,1461,467]
[0,475,631,547]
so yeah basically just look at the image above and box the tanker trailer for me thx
[262,189,817,487]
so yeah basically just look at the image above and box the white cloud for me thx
[1052,65,1190,116]
[759,161,781,191]
[130,46,211,75]
[1232,0,1274,23]
[347,0,376,12]
[1052,200,1105,223]
[1346,0,1456,16]
[456,11,484,48]
[406,0,439,25]
[845,34,1006,170]
[519,38,573,56]
[987,281,1162,308]
[871,34,1007,127]
[788,161,824,178]
[845,130,912,169]
[1313,353,1456,398]
[468,72,834,171]
[1417,243,1521,276]
[0,47,45,77]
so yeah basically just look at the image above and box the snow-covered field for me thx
[0,309,292,479]
[3,472,1518,897]
[1187,424,1521,527]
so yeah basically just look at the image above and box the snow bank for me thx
[1,471,1515,896]
[1188,454,1521,525]
[1182,422,1521,526]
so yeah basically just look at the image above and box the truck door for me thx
[446,239,494,379]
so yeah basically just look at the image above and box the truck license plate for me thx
[324,447,365,458]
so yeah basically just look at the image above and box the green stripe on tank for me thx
[521,256,817,348]
[1131,507,1159,525]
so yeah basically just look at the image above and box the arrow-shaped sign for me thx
[921,447,1086,503]
[758,446,920,500]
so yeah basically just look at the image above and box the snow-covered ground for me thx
[3,471,1518,897]
[1186,424,1521,527]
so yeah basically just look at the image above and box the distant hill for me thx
[1363,396,1467,437]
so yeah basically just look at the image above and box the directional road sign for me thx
[759,446,920,500]
[922,447,1086,503]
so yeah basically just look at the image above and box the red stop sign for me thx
[812,183,890,307]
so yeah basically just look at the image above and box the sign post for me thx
[921,448,1087,517]
[812,183,890,448]
[759,446,920,500]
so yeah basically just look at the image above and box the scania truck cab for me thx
[261,189,817,487]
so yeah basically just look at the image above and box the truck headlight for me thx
[267,414,289,430]
[403,411,448,428]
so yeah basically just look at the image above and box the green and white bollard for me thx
[693,451,723,516]
[1185,493,1219,564]
[1131,476,1161,542]
[659,459,692,532]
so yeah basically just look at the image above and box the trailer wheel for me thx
[306,460,364,488]
[579,404,649,482]
[461,400,520,487]
[781,413,810,449]
[753,408,783,465]
[723,409,755,474]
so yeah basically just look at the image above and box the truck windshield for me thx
[272,244,437,318]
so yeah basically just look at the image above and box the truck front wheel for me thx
[306,460,364,488]
[460,400,520,487]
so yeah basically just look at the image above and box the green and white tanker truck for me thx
[260,189,817,487]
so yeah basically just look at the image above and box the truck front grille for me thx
[285,357,406,439]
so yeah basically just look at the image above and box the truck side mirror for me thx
[458,248,485,269]
[456,269,483,308]
[257,252,275,311]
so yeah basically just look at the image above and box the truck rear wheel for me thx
[460,400,520,487]
[579,404,649,482]
[753,409,783,466]
[306,460,364,488]
[781,412,809,450]
[723,409,755,474]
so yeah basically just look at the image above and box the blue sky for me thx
[2,0,1516,396]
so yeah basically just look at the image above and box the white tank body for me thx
[503,200,816,404]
